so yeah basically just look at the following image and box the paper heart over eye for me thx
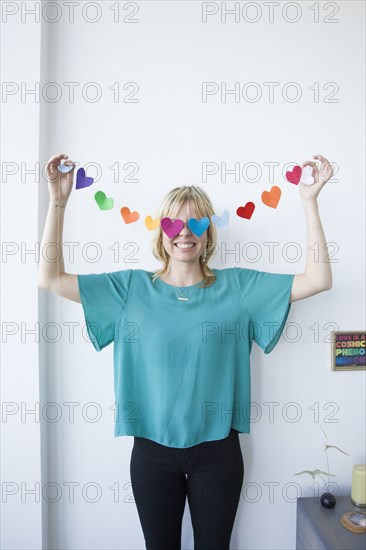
[261,186,281,209]
[160,218,185,238]
[188,217,210,237]
[286,165,302,185]
[121,207,140,224]
[145,216,160,231]
[211,210,229,228]
[94,191,114,210]
[76,167,94,189]
[236,202,255,220]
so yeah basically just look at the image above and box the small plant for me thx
[294,423,349,507]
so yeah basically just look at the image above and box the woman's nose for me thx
[179,221,192,233]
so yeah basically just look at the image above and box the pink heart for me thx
[286,165,302,185]
[160,217,184,238]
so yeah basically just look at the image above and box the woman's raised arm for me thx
[290,154,334,302]
[38,153,81,303]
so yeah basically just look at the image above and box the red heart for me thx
[286,165,302,185]
[236,202,255,220]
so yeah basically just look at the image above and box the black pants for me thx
[130,428,244,550]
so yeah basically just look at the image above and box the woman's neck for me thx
[161,264,204,287]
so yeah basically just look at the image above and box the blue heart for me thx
[188,217,210,237]
[211,210,229,228]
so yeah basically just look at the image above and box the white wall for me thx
[1,1,365,549]
[1,4,43,550]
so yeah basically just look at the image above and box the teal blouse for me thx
[78,268,295,448]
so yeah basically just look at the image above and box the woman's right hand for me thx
[45,153,76,206]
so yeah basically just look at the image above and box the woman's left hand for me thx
[300,154,334,202]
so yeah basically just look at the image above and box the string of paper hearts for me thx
[57,162,314,226]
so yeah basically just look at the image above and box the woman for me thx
[39,153,333,550]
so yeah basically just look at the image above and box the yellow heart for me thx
[145,215,160,231]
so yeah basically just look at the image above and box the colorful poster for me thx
[332,331,366,371]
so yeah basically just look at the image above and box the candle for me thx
[351,464,366,507]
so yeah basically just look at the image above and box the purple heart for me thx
[160,217,184,238]
[75,167,94,190]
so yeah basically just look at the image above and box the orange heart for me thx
[145,215,160,231]
[261,186,281,209]
[120,206,140,224]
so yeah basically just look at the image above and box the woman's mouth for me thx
[174,242,196,249]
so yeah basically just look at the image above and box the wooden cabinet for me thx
[296,496,366,549]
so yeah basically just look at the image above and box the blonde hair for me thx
[150,185,218,288]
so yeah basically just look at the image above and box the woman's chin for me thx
[170,251,201,264]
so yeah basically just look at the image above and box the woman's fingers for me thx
[302,160,319,174]
[46,153,68,172]
[313,154,328,163]
[46,153,76,179]
[313,154,331,170]
[311,155,334,185]
[47,153,67,167]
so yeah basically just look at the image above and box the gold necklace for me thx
[174,286,194,301]
[160,276,203,301]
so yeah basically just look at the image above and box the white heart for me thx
[301,165,315,185]
[57,163,74,173]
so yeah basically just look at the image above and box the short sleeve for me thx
[78,269,133,351]
[234,267,295,354]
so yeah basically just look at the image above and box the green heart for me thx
[94,191,114,211]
